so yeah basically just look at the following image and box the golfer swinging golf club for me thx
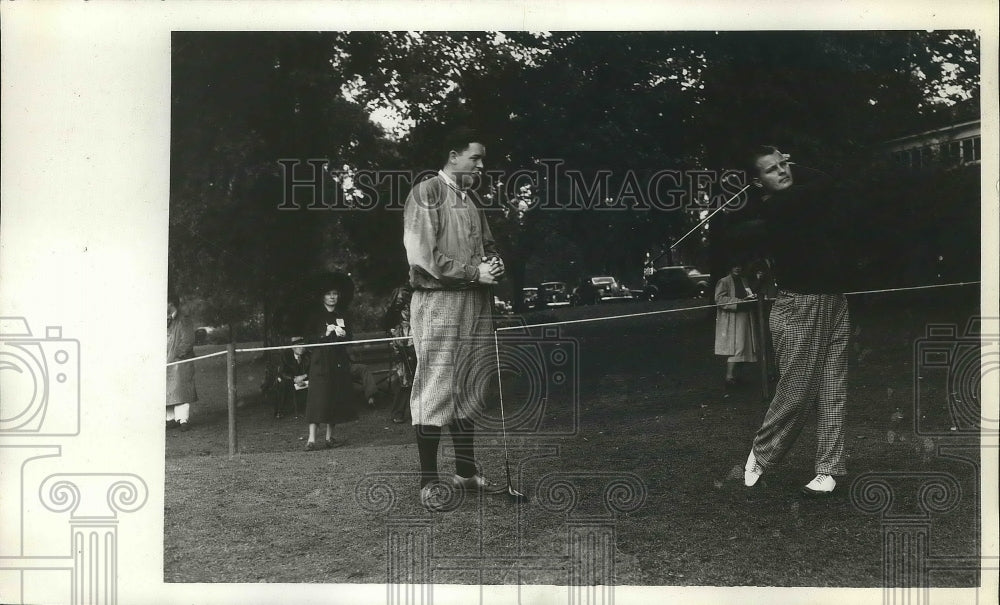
[403,127,510,511]
[734,145,853,497]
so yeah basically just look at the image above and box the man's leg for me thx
[352,363,377,405]
[751,296,824,470]
[294,388,308,414]
[391,381,412,423]
[814,296,850,476]
[275,383,292,418]
[449,416,477,479]
[415,425,442,488]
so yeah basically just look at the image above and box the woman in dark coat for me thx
[303,276,356,449]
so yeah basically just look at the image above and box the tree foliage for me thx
[169,30,980,332]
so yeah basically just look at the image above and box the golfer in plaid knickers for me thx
[403,128,506,510]
[755,294,849,477]
[738,146,852,497]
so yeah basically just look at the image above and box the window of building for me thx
[961,138,974,163]
[919,146,933,169]
[946,141,962,165]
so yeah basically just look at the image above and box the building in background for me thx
[883,117,981,171]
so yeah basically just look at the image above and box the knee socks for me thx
[449,417,477,479]
[415,418,477,487]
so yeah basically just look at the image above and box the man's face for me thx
[754,151,793,194]
[451,142,485,189]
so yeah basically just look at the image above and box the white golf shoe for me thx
[451,474,494,491]
[802,474,836,497]
[420,482,454,512]
[744,449,764,487]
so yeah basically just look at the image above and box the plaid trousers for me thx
[409,288,493,427]
[752,293,849,475]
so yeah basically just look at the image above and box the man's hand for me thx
[488,256,506,279]
[476,262,498,285]
[481,255,505,281]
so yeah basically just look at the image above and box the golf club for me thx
[670,177,752,250]
[487,268,530,503]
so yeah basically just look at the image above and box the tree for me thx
[169,30,980,332]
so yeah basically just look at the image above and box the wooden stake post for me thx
[227,343,238,456]
[757,296,770,402]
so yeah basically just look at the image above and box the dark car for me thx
[572,276,634,305]
[194,326,218,345]
[494,296,513,314]
[522,287,540,310]
[538,281,571,308]
[642,266,709,300]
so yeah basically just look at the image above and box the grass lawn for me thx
[165,288,981,587]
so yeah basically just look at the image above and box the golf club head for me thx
[507,486,530,504]
[502,458,529,503]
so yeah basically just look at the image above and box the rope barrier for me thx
[166,349,229,367]
[235,334,412,354]
[841,280,980,297]
[497,302,720,332]
[166,278,980,458]
[497,280,980,333]
[165,280,980,364]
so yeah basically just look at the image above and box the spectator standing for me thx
[166,294,198,430]
[714,263,758,388]
[303,274,357,450]
[383,284,416,424]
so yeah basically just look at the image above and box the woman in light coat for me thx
[166,295,198,429]
[714,264,757,387]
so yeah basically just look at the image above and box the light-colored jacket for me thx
[403,174,498,290]
[166,314,198,405]
[714,274,757,359]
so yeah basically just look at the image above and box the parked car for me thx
[493,296,513,314]
[521,287,540,310]
[538,281,572,308]
[683,265,711,282]
[194,325,218,345]
[642,266,709,301]
[572,276,634,305]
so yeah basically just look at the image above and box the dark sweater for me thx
[724,176,855,294]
